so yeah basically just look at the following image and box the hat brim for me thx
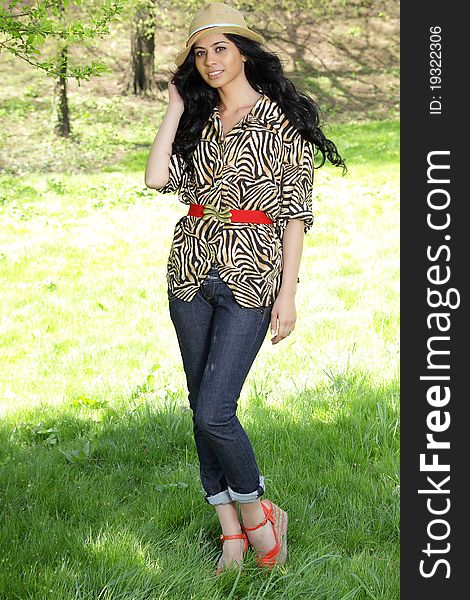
[174,26,264,68]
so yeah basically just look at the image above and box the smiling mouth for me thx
[207,70,224,78]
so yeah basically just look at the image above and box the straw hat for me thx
[174,2,265,68]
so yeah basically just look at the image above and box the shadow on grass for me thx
[0,371,399,599]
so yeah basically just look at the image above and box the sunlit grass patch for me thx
[0,119,398,598]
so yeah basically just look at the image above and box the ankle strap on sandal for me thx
[241,500,275,532]
[219,533,247,541]
[241,515,269,532]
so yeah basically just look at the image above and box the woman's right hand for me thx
[168,79,185,113]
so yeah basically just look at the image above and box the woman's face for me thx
[192,33,246,88]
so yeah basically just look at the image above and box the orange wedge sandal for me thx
[215,532,249,575]
[242,499,288,568]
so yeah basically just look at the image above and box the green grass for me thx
[0,114,399,599]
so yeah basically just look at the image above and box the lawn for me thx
[0,114,399,599]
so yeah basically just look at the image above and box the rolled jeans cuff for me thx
[204,489,233,505]
[204,476,265,505]
[228,475,265,503]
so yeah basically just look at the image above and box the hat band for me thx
[186,22,246,47]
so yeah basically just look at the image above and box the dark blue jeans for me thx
[168,264,273,505]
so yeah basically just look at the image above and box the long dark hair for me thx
[169,33,347,176]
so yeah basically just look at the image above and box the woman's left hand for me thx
[270,291,296,345]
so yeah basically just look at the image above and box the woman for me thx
[145,2,346,574]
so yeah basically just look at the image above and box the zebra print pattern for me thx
[159,93,314,308]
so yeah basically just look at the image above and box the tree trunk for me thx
[122,4,156,96]
[53,45,71,138]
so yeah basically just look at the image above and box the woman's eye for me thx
[196,47,225,57]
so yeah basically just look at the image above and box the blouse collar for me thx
[202,93,279,141]
[209,93,270,127]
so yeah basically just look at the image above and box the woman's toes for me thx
[221,539,245,568]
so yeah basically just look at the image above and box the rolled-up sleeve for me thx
[157,152,186,194]
[276,134,315,239]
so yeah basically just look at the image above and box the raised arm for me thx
[144,80,185,189]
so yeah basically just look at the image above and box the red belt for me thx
[188,203,273,224]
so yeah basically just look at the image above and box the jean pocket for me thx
[249,303,273,316]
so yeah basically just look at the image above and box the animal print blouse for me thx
[159,93,314,309]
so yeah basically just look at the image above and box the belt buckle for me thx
[201,202,232,223]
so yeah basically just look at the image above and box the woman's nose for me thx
[204,51,217,65]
